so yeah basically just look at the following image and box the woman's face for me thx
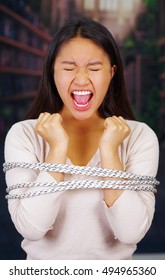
[54,37,116,120]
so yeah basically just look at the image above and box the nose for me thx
[74,68,90,86]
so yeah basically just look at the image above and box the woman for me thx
[4,19,159,259]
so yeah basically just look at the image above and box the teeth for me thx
[72,90,92,96]
[73,100,89,107]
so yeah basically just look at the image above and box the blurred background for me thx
[0,0,164,259]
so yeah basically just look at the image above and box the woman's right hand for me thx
[35,113,69,181]
[35,112,69,150]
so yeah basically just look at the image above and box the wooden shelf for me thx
[0,66,42,76]
[0,36,46,57]
[0,3,50,129]
[0,4,52,42]
[3,91,36,102]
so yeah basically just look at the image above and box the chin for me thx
[72,111,97,121]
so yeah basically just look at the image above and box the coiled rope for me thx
[3,162,159,199]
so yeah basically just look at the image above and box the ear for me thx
[111,64,117,77]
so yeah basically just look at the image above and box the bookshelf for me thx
[0,3,52,134]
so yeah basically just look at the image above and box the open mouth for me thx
[71,90,93,110]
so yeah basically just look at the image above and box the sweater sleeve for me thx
[4,121,65,241]
[102,122,159,245]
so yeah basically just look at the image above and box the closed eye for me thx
[64,68,75,71]
[89,68,100,71]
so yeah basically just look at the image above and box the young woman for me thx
[4,19,159,260]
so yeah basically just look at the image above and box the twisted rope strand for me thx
[3,162,159,184]
[4,162,159,199]
[6,179,157,193]
[6,184,156,199]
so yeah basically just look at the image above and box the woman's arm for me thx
[99,116,131,207]
[4,114,69,241]
[99,118,159,244]
[34,112,69,181]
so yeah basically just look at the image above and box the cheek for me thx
[54,72,68,94]
[95,75,111,103]
[97,73,111,91]
[54,72,60,88]
[55,71,74,88]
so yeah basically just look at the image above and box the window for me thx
[122,0,134,11]
[84,0,95,10]
[99,0,118,11]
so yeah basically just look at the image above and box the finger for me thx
[112,116,129,129]
[117,116,131,131]
[112,115,125,125]
[47,114,63,127]
[104,117,113,128]
[118,116,128,125]
[35,113,51,133]
[104,117,119,131]
[52,113,63,124]
[37,112,50,124]
[107,117,130,135]
[110,116,123,127]
[115,116,131,135]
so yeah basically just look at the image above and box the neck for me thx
[61,111,104,133]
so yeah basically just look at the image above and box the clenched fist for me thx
[99,116,131,154]
[35,113,69,181]
[99,116,131,207]
[35,112,69,150]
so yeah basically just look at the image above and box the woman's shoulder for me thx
[6,119,37,136]
[127,119,157,137]
[124,120,159,177]
[126,119,159,149]
[9,119,37,130]
[5,119,39,147]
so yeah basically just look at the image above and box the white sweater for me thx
[4,119,159,259]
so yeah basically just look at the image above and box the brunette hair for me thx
[26,18,135,120]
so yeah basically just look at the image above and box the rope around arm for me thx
[3,162,159,199]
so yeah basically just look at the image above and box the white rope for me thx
[3,162,159,199]
[3,162,159,182]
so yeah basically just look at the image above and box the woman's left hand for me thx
[99,116,131,207]
[99,116,131,154]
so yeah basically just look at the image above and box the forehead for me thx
[55,37,109,62]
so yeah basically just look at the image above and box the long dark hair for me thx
[26,18,135,120]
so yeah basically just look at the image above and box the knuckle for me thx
[53,113,62,122]
[106,117,113,123]
[126,125,131,131]
[42,122,49,129]
[35,124,42,134]
[38,123,44,130]
[124,126,131,136]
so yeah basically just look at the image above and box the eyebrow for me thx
[61,61,103,66]
[61,61,76,65]
[87,61,103,66]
